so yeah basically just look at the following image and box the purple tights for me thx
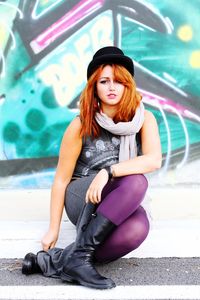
[37,174,149,277]
[95,174,149,262]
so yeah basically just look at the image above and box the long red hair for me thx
[79,64,142,138]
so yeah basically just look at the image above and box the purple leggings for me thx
[95,174,149,262]
[37,174,149,277]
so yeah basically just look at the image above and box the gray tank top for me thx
[73,128,142,178]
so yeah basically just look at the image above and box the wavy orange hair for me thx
[79,64,142,138]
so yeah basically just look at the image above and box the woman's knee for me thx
[124,208,150,250]
[117,174,148,196]
[126,174,148,189]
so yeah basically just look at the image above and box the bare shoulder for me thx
[144,109,157,123]
[63,116,82,139]
[66,116,82,131]
[59,116,82,159]
[141,109,159,135]
[57,117,82,177]
[60,116,82,152]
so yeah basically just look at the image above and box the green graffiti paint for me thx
[39,131,51,148]
[25,109,46,131]
[41,87,58,108]
[3,122,21,143]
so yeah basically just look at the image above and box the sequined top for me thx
[73,128,141,178]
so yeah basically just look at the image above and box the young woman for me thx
[22,46,162,289]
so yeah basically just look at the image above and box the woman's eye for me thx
[100,80,108,84]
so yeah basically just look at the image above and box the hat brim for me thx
[87,54,134,79]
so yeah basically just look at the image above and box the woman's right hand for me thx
[41,229,59,252]
[85,169,109,204]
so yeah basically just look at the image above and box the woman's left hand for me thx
[85,169,109,204]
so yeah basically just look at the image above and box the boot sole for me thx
[61,272,116,289]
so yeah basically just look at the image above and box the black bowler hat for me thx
[87,46,134,79]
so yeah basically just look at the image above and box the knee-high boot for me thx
[60,211,116,289]
[22,203,96,276]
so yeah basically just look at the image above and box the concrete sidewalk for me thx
[0,187,200,300]
[1,257,200,299]
[1,219,200,259]
[1,187,200,221]
[0,187,200,259]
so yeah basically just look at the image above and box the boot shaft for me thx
[77,212,116,250]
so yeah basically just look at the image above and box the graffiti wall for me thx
[0,0,200,188]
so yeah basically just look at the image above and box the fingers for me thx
[97,189,102,203]
[42,242,50,252]
[85,186,102,204]
[41,231,58,252]
[41,239,56,252]
[50,242,56,249]
[85,170,108,204]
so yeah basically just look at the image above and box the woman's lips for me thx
[107,93,117,99]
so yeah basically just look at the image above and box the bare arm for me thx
[41,117,82,251]
[112,110,162,176]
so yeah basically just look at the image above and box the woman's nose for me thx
[109,81,115,90]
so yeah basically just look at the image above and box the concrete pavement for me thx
[1,257,200,300]
[0,187,200,299]
[1,187,200,221]
[0,187,200,258]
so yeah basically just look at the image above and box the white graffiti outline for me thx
[0,1,23,19]
[135,61,188,97]
[31,0,63,20]
[184,109,200,122]
[163,72,177,84]
[0,1,23,77]
[0,21,16,50]
[164,17,174,31]
[116,13,122,46]
[142,97,171,173]
[124,16,156,32]
[134,0,173,34]
[164,104,190,169]
[0,48,5,77]
[184,110,200,123]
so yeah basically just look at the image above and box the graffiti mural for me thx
[0,0,200,188]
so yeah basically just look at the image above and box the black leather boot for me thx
[22,203,96,277]
[61,212,116,289]
[22,252,42,275]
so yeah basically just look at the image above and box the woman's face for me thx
[96,65,125,113]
